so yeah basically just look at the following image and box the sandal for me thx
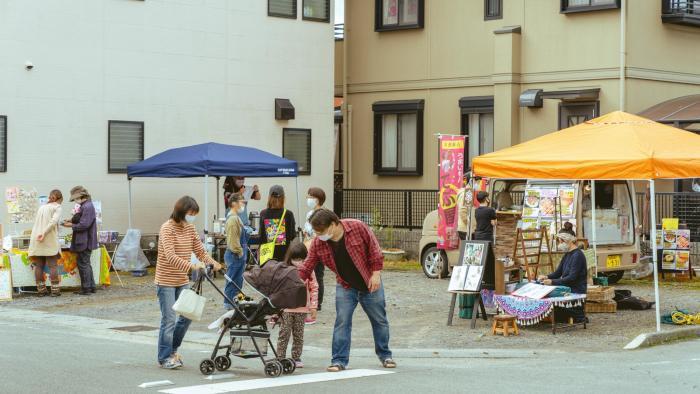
[382,359,397,369]
[326,364,346,372]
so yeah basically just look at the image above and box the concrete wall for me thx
[339,0,700,191]
[0,0,335,235]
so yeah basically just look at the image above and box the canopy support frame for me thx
[650,179,661,332]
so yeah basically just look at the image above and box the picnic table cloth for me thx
[493,294,587,326]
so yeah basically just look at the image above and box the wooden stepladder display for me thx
[512,227,555,281]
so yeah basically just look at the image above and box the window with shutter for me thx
[0,116,6,172]
[303,0,330,22]
[283,128,312,175]
[108,120,144,173]
[269,0,297,19]
[485,0,502,20]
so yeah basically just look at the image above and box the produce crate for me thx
[586,286,615,303]
[585,300,617,313]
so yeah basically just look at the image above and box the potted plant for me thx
[381,224,406,261]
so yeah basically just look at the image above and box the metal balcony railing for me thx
[662,1,700,26]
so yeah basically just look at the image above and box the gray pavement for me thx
[0,307,698,394]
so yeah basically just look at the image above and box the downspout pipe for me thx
[619,0,626,111]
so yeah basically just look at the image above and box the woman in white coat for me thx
[28,190,64,297]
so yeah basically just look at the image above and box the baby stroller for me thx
[197,260,308,377]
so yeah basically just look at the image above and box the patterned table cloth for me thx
[493,294,587,326]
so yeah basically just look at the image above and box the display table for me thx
[493,294,586,334]
[2,246,111,289]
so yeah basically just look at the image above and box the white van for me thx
[419,179,641,284]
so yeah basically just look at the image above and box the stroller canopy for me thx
[244,260,307,309]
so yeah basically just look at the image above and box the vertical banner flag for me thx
[438,135,465,250]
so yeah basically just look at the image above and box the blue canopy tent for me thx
[126,142,298,231]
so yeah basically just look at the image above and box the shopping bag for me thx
[173,287,206,321]
[259,209,286,265]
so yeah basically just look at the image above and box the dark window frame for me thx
[0,115,6,173]
[374,0,425,32]
[373,99,424,176]
[302,0,331,22]
[282,128,312,176]
[268,0,298,19]
[557,101,600,130]
[560,0,620,14]
[334,111,343,173]
[661,0,700,27]
[484,0,503,20]
[459,96,494,171]
[108,120,144,174]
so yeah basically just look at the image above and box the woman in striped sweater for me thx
[156,196,222,370]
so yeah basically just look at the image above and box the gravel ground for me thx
[3,268,699,352]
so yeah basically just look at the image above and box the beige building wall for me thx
[339,0,700,191]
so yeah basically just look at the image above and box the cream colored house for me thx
[335,0,700,200]
[0,0,335,234]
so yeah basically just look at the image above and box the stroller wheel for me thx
[264,360,283,378]
[280,358,296,375]
[199,359,216,375]
[214,355,232,371]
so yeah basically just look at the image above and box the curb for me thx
[624,327,700,350]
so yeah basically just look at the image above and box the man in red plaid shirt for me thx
[299,209,396,372]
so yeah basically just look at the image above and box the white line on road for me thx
[138,380,174,389]
[205,373,237,381]
[159,369,394,394]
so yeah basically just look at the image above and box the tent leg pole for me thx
[204,175,209,233]
[295,177,302,225]
[216,177,220,220]
[128,179,133,230]
[650,179,661,332]
[591,180,598,277]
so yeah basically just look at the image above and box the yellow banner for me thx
[441,140,464,150]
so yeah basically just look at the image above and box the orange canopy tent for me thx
[472,111,700,180]
[473,111,700,332]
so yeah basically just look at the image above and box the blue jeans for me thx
[157,285,193,364]
[224,248,247,308]
[332,283,392,367]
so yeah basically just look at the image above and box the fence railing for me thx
[339,189,700,236]
[663,0,700,15]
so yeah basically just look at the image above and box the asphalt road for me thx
[1,307,698,394]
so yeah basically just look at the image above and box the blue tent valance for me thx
[126,142,298,178]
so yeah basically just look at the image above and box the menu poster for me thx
[676,230,690,249]
[539,189,557,218]
[675,251,690,271]
[447,265,485,292]
[524,189,541,209]
[559,188,576,217]
[522,207,539,218]
[662,230,677,249]
[662,250,676,271]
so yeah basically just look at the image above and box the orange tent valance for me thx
[472,111,700,180]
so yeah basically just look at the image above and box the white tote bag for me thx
[173,288,206,321]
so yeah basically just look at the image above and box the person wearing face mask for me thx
[298,209,396,372]
[473,191,496,242]
[538,222,587,295]
[223,176,260,226]
[61,186,98,296]
[155,196,223,369]
[223,193,248,310]
[303,187,327,320]
[257,185,297,262]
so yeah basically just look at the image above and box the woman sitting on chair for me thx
[538,222,587,322]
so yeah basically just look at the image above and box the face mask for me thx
[306,198,318,209]
[185,215,197,224]
[557,242,569,252]
[237,205,245,214]
[291,259,303,265]
[318,234,332,241]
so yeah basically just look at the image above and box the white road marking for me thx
[159,369,394,394]
[205,373,237,381]
[138,380,174,389]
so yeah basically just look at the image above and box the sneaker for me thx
[294,359,304,368]
[172,353,184,366]
[160,357,182,370]
[304,317,316,325]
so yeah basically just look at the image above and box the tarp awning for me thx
[472,111,700,180]
[126,142,298,178]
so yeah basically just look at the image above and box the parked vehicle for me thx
[420,179,641,284]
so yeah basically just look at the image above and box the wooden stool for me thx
[492,314,519,337]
